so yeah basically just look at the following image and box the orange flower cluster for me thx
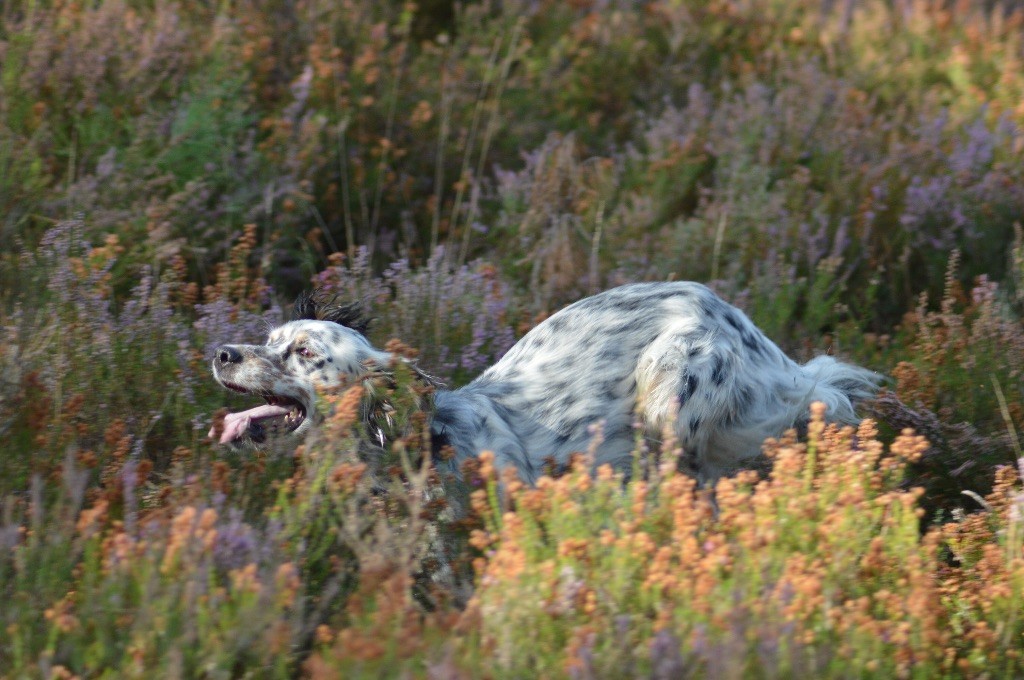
[161,506,218,574]
[460,404,1024,676]
[324,385,364,433]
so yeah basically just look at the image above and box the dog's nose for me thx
[216,345,243,365]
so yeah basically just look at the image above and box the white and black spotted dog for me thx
[210,282,881,484]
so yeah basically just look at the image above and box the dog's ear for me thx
[293,290,321,321]
[294,290,371,336]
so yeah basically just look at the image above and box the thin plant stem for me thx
[457,18,524,267]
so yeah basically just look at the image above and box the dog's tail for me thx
[695,354,884,482]
[795,355,884,425]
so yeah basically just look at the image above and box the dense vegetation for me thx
[3,0,1024,676]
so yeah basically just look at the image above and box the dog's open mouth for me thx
[211,384,307,445]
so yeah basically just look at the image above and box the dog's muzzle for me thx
[210,345,308,446]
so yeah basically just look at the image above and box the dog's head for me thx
[208,292,391,448]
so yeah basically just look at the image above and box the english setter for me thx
[210,282,881,483]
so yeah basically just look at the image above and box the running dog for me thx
[210,283,881,483]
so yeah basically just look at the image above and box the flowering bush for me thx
[3,0,1024,675]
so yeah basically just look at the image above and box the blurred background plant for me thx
[3,0,1024,675]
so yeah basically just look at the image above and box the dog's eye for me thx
[297,347,315,358]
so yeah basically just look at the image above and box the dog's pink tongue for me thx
[212,404,291,444]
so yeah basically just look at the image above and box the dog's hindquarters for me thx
[634,303,881,483]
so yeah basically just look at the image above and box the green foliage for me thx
[157,76,254,190]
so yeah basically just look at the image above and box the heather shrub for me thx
[4,0,1023,315]
[2,490,303,677]
[0,220,284,495]
[5,0,1024,675]
[877,252,1024,509]
[0,356,472,677]
[303,406,1024,677]
[312,246,518,384]
[480,61,1024,331]
[454,410,939,677]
